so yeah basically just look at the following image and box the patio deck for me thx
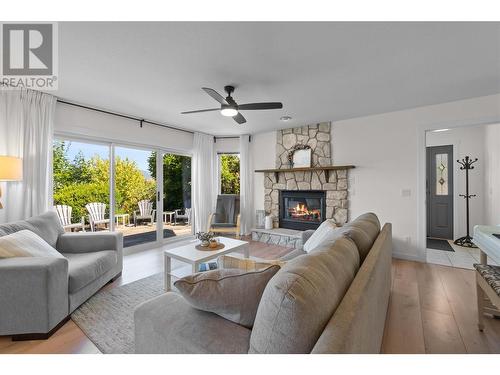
[119,223,192,247]
[84,222,192,248]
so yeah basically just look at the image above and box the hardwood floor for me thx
[382,259,500,354]
[1,242,499,354]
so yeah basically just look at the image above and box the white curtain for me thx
[0,89,56,222]
[192,132,216,233]
[239,134,253,235]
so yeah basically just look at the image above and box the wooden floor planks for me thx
[381,259,500,354]
[1,245,499,354]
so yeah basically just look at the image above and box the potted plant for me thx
[196,231,215,247]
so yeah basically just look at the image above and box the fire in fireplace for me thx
[279,190,326,230]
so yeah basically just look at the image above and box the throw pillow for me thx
[302,219,340,253]
[0,229,64,259]
[174,265,280,328]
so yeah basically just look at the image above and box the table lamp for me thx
[0,156,23,209]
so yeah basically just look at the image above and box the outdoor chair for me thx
[134,200,156,226]
[86,202,110,232]
[175,208,192,225]
[54,205,86,232]
[207,195,240,238]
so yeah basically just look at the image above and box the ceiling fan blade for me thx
[202,87,228,105]
[238,102,283,110]
[181,108,220,114]
[233,112,246,124]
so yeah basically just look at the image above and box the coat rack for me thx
[454,155,478,248]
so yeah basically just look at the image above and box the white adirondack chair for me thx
[54,205,86,232]
[175,208,192,225]
[134,200,156,226]
[86,202,110,232]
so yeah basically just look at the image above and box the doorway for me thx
[426,145,454,240]
[423,124,496,269]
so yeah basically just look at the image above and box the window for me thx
[114,146,157,246]
[52,138,193,248]
[159,152,192,239]
[435,153,448,196]
[53,139,110,231]
[219,153,240,195]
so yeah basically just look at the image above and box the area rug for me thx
[426,238,455,252]
[71,273,164,354]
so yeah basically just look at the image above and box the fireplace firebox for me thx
[279,190,326,230]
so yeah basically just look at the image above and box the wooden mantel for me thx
[254,165,355,181]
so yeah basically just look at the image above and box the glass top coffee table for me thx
[163,236,249,291]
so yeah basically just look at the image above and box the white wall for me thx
[251,131,277,213]
[214,138,239,154]
[251,94,500,261]
[484,123,500,226]
[426,126,486,239]
[55,103,194,153]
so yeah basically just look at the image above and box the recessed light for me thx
[431,128,450,133]
[280,116,292,121]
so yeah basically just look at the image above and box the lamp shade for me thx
[0,156,23,181]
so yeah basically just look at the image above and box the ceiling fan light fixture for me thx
[220,107,238,117]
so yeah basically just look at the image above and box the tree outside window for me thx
[219,154,240,195]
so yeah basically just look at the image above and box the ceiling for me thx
[57,22,500,136]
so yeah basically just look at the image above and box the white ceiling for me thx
[58,22,500,136]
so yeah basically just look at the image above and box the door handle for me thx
[158,191,160,202]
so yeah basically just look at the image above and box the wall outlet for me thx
[401,189,411,197]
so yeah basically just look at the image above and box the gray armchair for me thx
[207,195,241,238]
[0,211,123,340]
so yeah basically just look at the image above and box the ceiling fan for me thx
[181,85,283,124]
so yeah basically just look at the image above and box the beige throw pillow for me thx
[174,265,280,328]
[0,229,64,259]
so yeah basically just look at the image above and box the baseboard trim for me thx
[12,315,70,341]
[392,252,425,263]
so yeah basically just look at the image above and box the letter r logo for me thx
[2,23,53,76]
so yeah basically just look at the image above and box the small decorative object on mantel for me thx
[288,144,311,168]
[454,156,478,248]
[196,231,215,247]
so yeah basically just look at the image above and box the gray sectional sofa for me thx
[134,212,392,354]
[0,211,123,340]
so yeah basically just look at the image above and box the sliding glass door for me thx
[114,146,157,247]
[53,139,111,232]
[160,152,192,239]
[52,137,193,249]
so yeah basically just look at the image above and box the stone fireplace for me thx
[252,122,353,248]
[264,122,349,227]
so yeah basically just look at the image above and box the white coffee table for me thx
[163,236,250,291]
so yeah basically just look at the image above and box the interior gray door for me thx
[426,145,454,239]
